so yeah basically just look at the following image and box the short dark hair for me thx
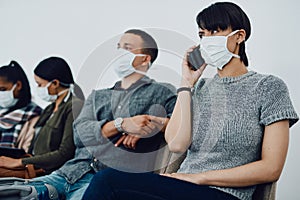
[196,2,251,66]
[125,29,158,64]
[0,61,31,110]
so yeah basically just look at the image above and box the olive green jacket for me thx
[22,94,83,173]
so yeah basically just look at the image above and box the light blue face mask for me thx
[0,84,18,108]
[113,49,148,78]
[36,81,69,102]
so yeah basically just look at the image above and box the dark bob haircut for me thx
[196,2,251,66]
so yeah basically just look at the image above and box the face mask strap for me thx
[127,51,148,75]
[227,30,241,59]
[134,69,147,76]
[47,80,70,97]
[227,30,240,37]
[45,81,53,88]
[10,84,17,91]
[232,54,240,58]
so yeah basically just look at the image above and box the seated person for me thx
[82,2,299,200]
[32,29,177,200]
[0,57,84,175]
[0,61,42,152]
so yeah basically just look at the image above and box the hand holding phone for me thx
[187,45,205,71]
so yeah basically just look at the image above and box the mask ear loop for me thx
[130,53,149,76]
[69,84,75,95]
[45,81,53,88]
[227,30,240,37]
[227,30,241,58]
[10,84,17,91]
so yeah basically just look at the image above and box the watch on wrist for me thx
[114,117,124,132]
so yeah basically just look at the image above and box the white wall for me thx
[1,0,299,199]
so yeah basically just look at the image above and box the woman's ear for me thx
[237,29,246,44]
[13,81,22,98]
[15,80,22,91]
[51,79,60,89]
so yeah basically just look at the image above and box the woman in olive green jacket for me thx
[0,57,84,174]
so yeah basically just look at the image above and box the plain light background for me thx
[1,0,299,199]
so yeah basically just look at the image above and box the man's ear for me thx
[237,29,246,44]
[141,55,151,67]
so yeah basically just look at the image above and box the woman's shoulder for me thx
[194,77,212,90]
[253,72,288,91]
[66,95,84,108]
[62,95,84,118]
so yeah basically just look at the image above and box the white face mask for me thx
[36,81,68,102]
[113,49,148,78]
[0,84,18,108]
[200,30,240,70]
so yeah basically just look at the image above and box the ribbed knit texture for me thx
[177,71,298,200]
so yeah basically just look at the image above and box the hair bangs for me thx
[196,5,232,32]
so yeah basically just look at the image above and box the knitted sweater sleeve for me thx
[258,75,298,127]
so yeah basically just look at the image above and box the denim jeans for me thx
[34,171,94,200]
[83,168,239,200]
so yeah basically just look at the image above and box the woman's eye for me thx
[212,30,218,35]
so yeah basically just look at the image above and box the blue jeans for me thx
[34,171,94,200]
[83,168,239,200]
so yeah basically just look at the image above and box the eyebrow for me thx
[117,42,134,48]
[124,43,133,47]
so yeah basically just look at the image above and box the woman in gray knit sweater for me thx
[83,2,299,200]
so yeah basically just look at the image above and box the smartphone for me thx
[188,45,205,70]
